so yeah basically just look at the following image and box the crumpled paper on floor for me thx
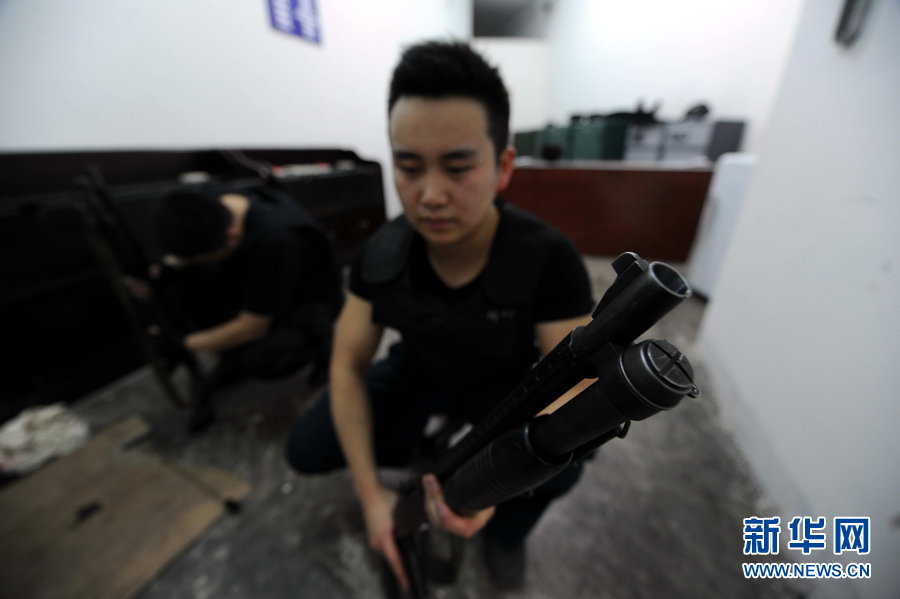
[0,404,90,475]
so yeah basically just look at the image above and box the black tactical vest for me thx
[360,200,556,392]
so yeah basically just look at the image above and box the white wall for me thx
[697,1,900,596]
[0,0,472,215]
[543,0,804,152]
[472,38,548,132]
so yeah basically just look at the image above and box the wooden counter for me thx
[503,159,713,261]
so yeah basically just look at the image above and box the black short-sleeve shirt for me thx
[351,200,594,398]
[215,193,342,327]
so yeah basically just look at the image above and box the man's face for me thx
[389,96,514,247]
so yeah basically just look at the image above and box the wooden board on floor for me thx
[0,416,250,599]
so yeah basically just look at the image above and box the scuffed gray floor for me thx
[73,257,807,599]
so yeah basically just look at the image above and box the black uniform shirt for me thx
[349,200,593,401]
[185,191,342,330]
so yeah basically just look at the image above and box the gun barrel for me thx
[441,422,571,516]
[529,339,697,458]
[573,261,690,354]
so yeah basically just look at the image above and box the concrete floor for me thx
[73,257,808,599]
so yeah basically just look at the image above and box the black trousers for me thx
[222,325,327,380]
[285,345,586,548]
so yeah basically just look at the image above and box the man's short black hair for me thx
[388,40,510,159]
[153,191,232,257]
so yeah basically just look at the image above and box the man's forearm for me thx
[184,312,270,352]
[330,368,382,504]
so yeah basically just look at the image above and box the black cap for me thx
[619,339,698,411]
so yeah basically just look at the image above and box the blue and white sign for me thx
[268,0,321,44]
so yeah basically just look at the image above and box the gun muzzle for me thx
[572,257,691,353]
[529,339,698,459]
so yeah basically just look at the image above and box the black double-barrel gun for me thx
[391,252,700,598]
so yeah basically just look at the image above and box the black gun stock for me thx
[390,252,699,598]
